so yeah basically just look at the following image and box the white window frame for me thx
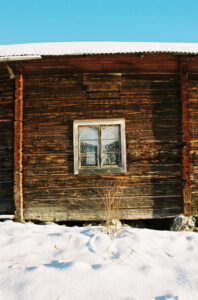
[73,119,126,174]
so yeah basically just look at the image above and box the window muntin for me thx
[73,119,126,174]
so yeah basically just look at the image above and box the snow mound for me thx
[0,220,198,300]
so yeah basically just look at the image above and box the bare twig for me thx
[97,179,125,234]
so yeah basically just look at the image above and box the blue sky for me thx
[1,0,198,45]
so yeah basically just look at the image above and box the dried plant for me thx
[97,179,125,234]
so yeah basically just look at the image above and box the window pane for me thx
[101,125,119,139]
[80,127,98,140]
[102,153,120,166]
[80,140,97,153]
[81,153,97,166]
[102,139,120,152]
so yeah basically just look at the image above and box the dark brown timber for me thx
[22,54,183,221]
[14,67,23,220]
[180,57,191,215]
[2,53,198,221]
[0,64,14,213]
[188,72,198,216]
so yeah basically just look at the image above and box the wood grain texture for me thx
[180,57,191,215]
[22,54,179,75]
[0,64,14,213]
[3,53,198,221]
[188,73,198,216]
[14,70,24,220]
[22,54,183,221]
[14,68,23,221]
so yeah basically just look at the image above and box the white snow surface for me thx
[1,41,198,58]
[0,220,198,300]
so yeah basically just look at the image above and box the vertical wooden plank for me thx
[180,57,191,215]
[14,69,24,221]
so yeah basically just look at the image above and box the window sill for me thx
[75,167,125,175]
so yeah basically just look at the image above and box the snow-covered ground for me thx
[0,220,198,300]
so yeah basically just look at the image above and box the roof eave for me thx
[0,55,42,62]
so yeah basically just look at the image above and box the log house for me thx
[0,42,198,221]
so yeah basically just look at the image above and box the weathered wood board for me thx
[22,54,183,221]
[188,74,198,216]
[1,53,198,221]
[0,65,14,213]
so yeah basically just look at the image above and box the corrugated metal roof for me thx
[0,42,198,59]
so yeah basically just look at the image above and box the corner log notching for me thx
[14,67,24,221]
[180,57,191,215]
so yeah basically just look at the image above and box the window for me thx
[73,119,126,174]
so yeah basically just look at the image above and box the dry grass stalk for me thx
[97,179,125,234]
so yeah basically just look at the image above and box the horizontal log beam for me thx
[23,207,182,222]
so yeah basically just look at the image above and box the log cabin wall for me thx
[0,65,14,213]
[21,53,183,221]
[188,57,198,215]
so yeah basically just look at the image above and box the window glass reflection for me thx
[102,153,120,166]
[101,125,119,139]
[80,127,98,140]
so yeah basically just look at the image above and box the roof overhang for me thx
[0,55,42,62]
[0,42,198,62]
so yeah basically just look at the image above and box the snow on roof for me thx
[1,42,198,60]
